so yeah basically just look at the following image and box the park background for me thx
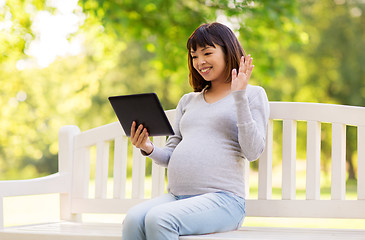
[1,0,365,228]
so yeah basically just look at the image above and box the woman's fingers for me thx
[243,54,254,80]
[232,68,237,81]
[239,55,246,73]
[130,121,136,138]
[238,54,252,75]
[246,54,251,66]
[136,128,148,146]
[247,64,254,80]
[131,123,143,143]
[231,54,254,91]
[130,123,150,149]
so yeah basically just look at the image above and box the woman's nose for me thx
[198,57,206,65]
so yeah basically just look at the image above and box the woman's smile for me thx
[200,67,212,73]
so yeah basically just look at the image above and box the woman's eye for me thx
[205,52,212,56]
[191,56,197,59]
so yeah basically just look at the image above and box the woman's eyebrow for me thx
[191,46,213,54]
[201,46,212,51]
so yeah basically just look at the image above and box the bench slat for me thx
[151,136,167,198]
[151,162,165,198]
[165,109,176,126]
[244,159,250,198]
[69,198,363,218]
[331,123,346,200]
[258,120,273,200]
[59,126,81,221]
[306,121,321,200]
[246,199,365,218]
[132,147,146,199]
[0,222,122,240]
[181,227,365,240]
[282,120,297,200]
[358,126,365,200]
[95,142,110,199]
[72,199,146,214]
[113,136,128,199]
[0,198,3,229]
[73,148,90,199]
[75,122,123,149]
[270,102,365,126]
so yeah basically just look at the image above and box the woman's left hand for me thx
[231,54,254,91]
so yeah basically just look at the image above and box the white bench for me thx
[1,101,365,240]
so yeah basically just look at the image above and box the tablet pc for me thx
[108,93,174,137]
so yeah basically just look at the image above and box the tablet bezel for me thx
[108,93,175,137]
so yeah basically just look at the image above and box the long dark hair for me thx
[187,22,246,92]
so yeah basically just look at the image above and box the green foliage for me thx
[76,0,303,105]
[279,1,365,179]
[0,0,363,180]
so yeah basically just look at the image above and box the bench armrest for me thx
[0,173,71,197]
[0,173,72,229]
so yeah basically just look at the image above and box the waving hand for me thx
[231,54,254,91]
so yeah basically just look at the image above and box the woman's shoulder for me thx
[182,91,201,98]
[246,84,268,102]
[179,91,201,104]
[246,84,266,94]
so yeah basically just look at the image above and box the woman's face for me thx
[190,44,227,84]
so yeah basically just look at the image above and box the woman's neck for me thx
[204,82,232,103]
[208,81,231,94]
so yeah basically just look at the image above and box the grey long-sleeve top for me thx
[147,85,270,199]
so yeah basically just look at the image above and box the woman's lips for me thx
[200,67,212,74]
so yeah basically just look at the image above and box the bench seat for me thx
[2,222,365,240]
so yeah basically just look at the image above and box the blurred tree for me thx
[1,0,302,179]
[307,0,364,181]
[281,0,365,180]
[77,0,303,170]
[78,0,302,103]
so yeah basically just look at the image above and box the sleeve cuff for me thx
[140,143,155,156]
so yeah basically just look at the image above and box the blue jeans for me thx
[122,191,245,240]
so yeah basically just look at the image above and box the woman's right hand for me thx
[130,121,154,155]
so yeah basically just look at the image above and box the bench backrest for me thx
[247,102,365,219]
[59,102,365,221]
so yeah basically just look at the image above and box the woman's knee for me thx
[123,206,146,230]
[145,207,177,234]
